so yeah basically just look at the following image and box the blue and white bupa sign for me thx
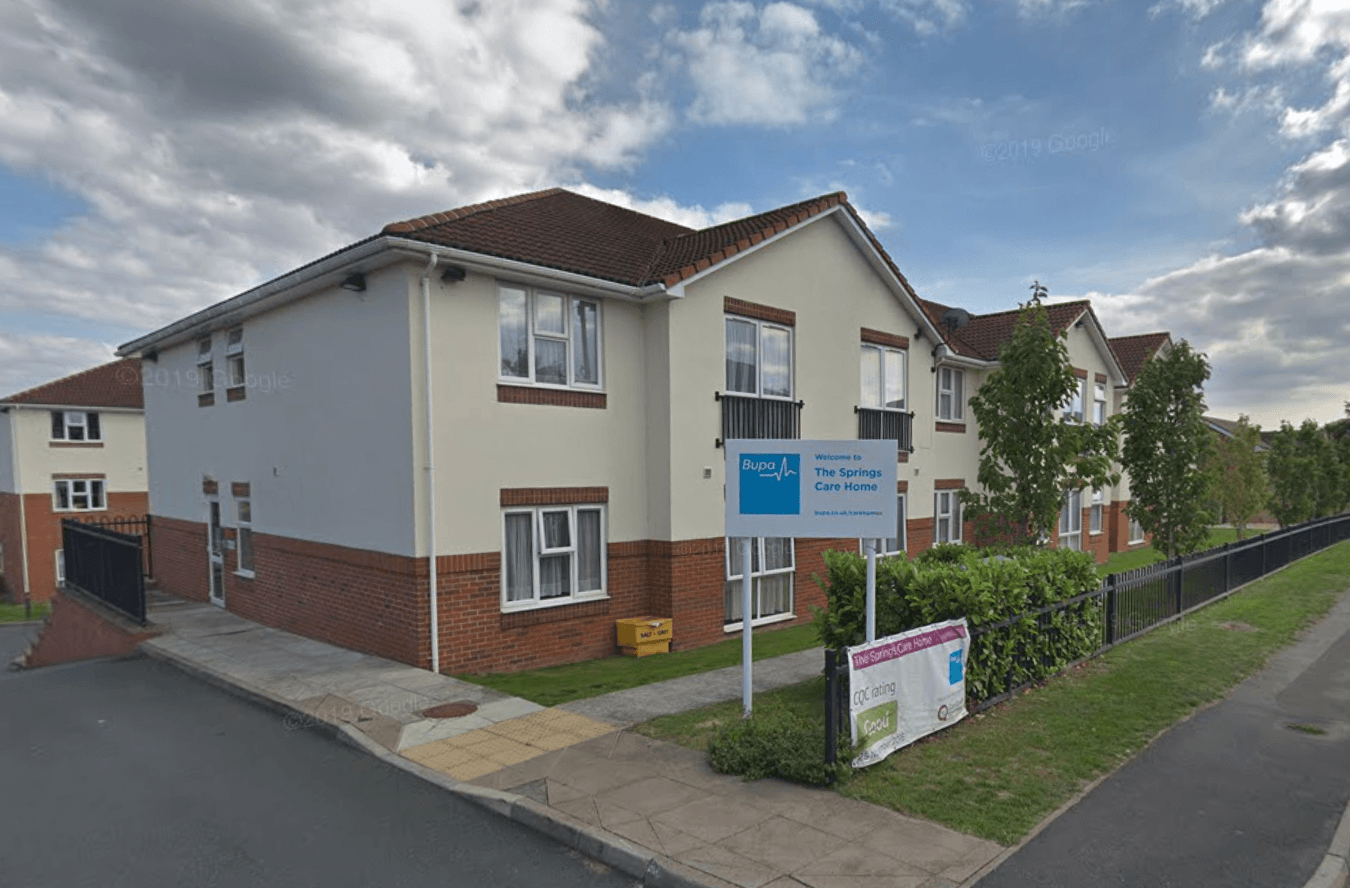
[725,439,897,538]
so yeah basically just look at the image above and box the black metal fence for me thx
[856,407,915,453]
[79,514,153,579]
[715,392,803,447]
[61,519,147,625]
[825,513,1350,765]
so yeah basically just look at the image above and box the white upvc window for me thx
[724,537,795,629]
[937,367,964,421]
[860,345,906,411]
[1090,489,1104,535]
[934,491,962,544]
[1064,377,1087,423]
[1059,489,1083,550]
[50,411,101,442]
[502,505,606,610]
[197,336,215,393]
[226,327,246,389]
[55,549,65,586]
[53,479,106,512]
[725,316,793,399]
[862,494,907,558]
[235,497,254,576]
[498,285,603,390]
[1129,515,1146,545]
[1093,383,1107,426]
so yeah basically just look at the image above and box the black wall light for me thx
[340,272,367,292]
[440,265,467,283]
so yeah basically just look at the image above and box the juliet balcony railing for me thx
[855,407,915,453]
[716,392,803,447]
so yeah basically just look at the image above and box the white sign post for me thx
[725,439,897,716]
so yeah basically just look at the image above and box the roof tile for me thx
[1109,332,1171,383]
[2,358,143,409]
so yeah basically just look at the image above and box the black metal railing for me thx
[825,512,1350,766]
[81,514,153,579]
[856,407,914,453]
[61,519,147,625]
[716,392,803,447]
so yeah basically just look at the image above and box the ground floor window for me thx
[861,494,907,557]
[502,504,606,610]
[1090,489,1104,535]
[1059,489,1083,551]
[1129,514,1146,544]
[53,478,105,512]
[934,491,962,544]
[725,537,794,628]
[55,549,64,585]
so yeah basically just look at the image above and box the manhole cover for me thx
[421,701,479,719]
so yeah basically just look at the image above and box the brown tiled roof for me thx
[918,298,1090,360]
[381,189,868,290]
[1,358,143,409]
[1109,332,1171,384]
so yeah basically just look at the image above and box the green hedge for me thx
[812,545,1104,703]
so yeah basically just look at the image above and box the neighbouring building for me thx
[0,359,148,603]
[117,188,1164,674]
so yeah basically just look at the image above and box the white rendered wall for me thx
[0,412,13,493]
[13,408,146,497]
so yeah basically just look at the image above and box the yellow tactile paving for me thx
[400,708,618,782]
[439,757,504,781]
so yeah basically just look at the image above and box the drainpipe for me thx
[8,408,32,607]
[420,254,440,674]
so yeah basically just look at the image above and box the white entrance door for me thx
[208,498,225,606]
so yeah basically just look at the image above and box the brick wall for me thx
[0,493,25,601]
[148,515,210,603]
[7,491,149,603]
[23,587,159,668]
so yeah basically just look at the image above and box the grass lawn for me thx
[636,540,1350,846]
[1099,526,1240,576]
[0,600,50,623]
[454,622,820,707]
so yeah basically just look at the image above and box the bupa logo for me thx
[739,453,801,515]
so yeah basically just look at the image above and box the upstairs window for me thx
[726,316,792,399]
[226,328,246,389]
[197,336,215,393]
[937,367,964,421]
[1093,383,1107,425]
[51,411,101,442]
[1063,377,1087,423]
[860,345,906,411]
[498,286,602,389]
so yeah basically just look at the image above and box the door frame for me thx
[207,496,225,606]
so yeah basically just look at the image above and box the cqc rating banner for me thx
[846,618,969,769]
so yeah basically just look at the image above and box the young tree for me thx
[1119,340,1212,558]
[1266,421,1317,526]
[1203,415,1267,539]
[964,290,1119,546]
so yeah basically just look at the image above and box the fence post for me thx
[1171,556,1183,616]
[1105,574,1117,645]
[145,514,154,580]
[1223,542,1231,594]
[825,649,838,768]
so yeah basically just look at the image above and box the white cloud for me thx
[567,183,754,228]
[668,1,864,125]
[0,333,116,398]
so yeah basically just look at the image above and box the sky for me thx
[0,0,1347,430]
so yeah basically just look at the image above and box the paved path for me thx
[0,622,40,672]
[142,598,1001,888]
[974,593,1350,888]
[0,654,634,888]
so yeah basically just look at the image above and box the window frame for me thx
[861,493,907,558]
[55,549,64,586]
[1129,515,1146,545]
[197,336,215,394]
[225,327,246,390]
[860,344,907,412]
[50,410,101,442]
[500,504,607,612]
[1064,378,1087,423]
[1089,489,1104,535]
[235,496,255,577]
[497,285,605,392]
[724,536,796,631]
[936,367,964,421]
[1059,488,1083,550]
[53,479,106,513]
[725,315,794,401]
[1093,383,1107,426]
[934,490,963,544]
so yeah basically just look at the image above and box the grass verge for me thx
[454,622,820,707]
[1099,526,1239,576]
[0,601,50,623]
[636,540,1350,845]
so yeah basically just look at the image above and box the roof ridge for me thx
[1108,331,1170,342]
[381,187,567,235]
[1,357,137,406]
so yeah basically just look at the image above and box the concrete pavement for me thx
[142,595,1002,888]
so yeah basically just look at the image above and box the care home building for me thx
[0,359,148,604]
[117,188,1156,674]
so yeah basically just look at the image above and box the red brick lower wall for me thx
[24,587,159,668]
[149,515,210,603]
[0,493,25,601]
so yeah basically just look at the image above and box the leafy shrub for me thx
[707,709,851,785]
[811,545,1103,704]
